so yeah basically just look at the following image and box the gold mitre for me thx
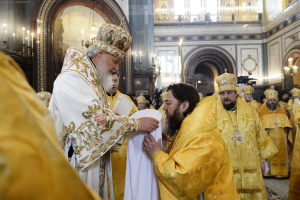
[94,22,132,60]
[291,88,300,97]
[37,91,52,106]
[137,96,146,103]
[161,92,167,102]
[242,86,252,94]
[216,73,237,93]
[266,90,278,100]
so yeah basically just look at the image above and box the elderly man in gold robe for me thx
[143,83,239,200]
[106,71,138,199]
[216,73,278,200]
[259,90,292,178]
[289,102,300,199]
[0,52,101,199]
[137,96,146,110]
[242,85,260,114]
[48,23,159,198]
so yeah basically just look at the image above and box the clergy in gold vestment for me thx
[0,52,101,199]
[242,85,260,114]
[106,71,138,199]
[48,23,159,197]
[288,103,300,200]
[143,83,239,200]
[144,95,155,109]
[216,73,278,200]
[259,90,292,178]
[278,90,290,116]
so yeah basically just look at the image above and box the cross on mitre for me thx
[225,68,227,73]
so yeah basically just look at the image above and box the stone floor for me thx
[264,177,290,200]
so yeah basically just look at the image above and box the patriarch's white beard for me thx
[95,61,113,91]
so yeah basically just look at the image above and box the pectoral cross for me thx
[274,121,278,127]
[232,130,244,146]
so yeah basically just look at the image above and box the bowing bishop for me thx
[143,83,239,200]
[259,90,292,178]
[216,72,278,200]
[48,23,159,198]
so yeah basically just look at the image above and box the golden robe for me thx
[286,99,294,119]
[106,90,138,199]
[147,104,155,109]
[289,104,300,200]
[0,52,100,199]
[217,97,278,200]
[259,103,292,178]
[152,96,239,200]
[158,103,166,126]
[279,101,288,115]
[246,99,260,114]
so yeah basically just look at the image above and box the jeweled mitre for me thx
[242,86,252,94]
[291,88,300,97]
[216,73,237,93]
[266,89,278,100]
[94,23,132,60]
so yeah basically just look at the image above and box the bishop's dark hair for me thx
[167,83,200,118]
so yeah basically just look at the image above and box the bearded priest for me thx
[242,85,260,114]
[48,23,159,197]
[216,72,278,200]
[143,83,239,200]
[259,90,292,178]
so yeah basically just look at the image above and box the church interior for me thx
[1,0,300,199]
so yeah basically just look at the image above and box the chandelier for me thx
[81,1,99,49]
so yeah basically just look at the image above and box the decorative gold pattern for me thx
[266,90,278,100]
[216,72,237,93]
[242,55,258,73]
[94,23,132,60]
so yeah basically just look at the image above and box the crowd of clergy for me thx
[1,22,300,200]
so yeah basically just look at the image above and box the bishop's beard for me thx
[95,59,114,91]
[163,106,183,137]
[222,99,237,110]
[267,103,277,111]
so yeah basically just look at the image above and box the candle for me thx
[139,51,142,63]
[31,33,34,47]
[22,27,25,44]
[3,24,6,41]
[81,30,84,41]
[27,31,30,46]
[13,33,15,52]
[89,35,91,42]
